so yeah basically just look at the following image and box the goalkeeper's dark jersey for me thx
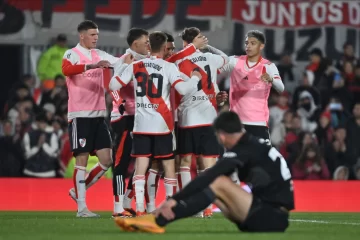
[172,132,295,211]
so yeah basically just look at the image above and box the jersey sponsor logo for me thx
[223,152,237,158]
[79,138,86,148]
[137,103,159,109]
[82,72,103,78]
[191,94,215,101]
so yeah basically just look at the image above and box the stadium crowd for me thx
[0,34,359,181]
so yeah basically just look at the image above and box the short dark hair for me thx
[180,27,200,44]
[246,30,265,44]
[213,111,243,134]
[77,20,98,32]
[127,28,149,46]
[164,32,174,42]
[149,31,167,52]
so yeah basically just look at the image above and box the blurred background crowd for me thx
[1,33,359,181]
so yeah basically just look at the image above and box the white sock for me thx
[74,165,87,212]
[123,189,133,209]
[164,178,177,198]
[133,175,146,212]
[230,171,240,185]
[85,163,108,189]
[179,167,191,189]
[114,195,125,213]
[145,169,158,213]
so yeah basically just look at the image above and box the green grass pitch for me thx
[0,212,359,240]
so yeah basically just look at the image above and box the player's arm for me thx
[61,50,85,76]
[109,63,134,91]
[42,133,59,158]
[217,56,237,74]
[97,49,122,68]
[265,63,284,93]
[204,45,229,68]
[171,155,246,201]
[168,64,200,95]
[166,43,196,63]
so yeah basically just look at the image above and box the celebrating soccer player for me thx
[110,28,149,218]
[109,31,203,216]
[173,27,229,217]
[114,111,294,233]
[62,20,126,217]
[220,30,284,143]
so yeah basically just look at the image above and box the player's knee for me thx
[180,156,192,167]
[100,156,113,168]
[211,175,232,191]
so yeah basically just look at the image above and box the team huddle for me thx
[62,20,294,233]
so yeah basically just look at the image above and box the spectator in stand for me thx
[279,114,302,159]
[326,97,350,129]
[331,72,353,112]
[314,111,334,149]
[277,53,296,93]
[333,166,349,180]
[43,103,56,124]
[7,97,36,138]
[324,126,355,178]
[271,110,293,149]
[346,103,360,163]
[348,65,360,105]
[292,71,321,111]
[0,120,24,176]
[306,48,328,87]
[269,91,289,130]
[292,143,330,180]
[37,34,68,86]
[23,112,59,178]
[342,61,355,86]
[40,74,68,111]
[296,91,321,132]
[285,131,316,169]
[336,42,358,72]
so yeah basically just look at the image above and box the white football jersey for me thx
[175,51,226,127]
[115,56,184,134]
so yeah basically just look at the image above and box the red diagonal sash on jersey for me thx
[178,59,217,110]
[134,63,173,131]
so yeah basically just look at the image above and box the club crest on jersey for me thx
[79,138,86,147]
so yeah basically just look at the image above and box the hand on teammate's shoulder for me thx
[124,54,134,64]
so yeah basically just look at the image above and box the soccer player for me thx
[110,28,149,218]
[219,30,284,143]
[62,20,125,217]
[118,33,209,214]
[174,27,229,217]
[109,31,202,216]
[114,111,294,233]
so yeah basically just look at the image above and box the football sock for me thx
[133,175,146,212]
[179,167,191,189]
[85,163,108,189]
[123,189,134,209]
[155,187,216,226]
[145,169,158,213]
[164,178,177,198]
[73,165,87,211]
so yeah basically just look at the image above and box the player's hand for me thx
[191,69,202,80]
[193,34,208,50]
[124,54,134,64]
[261,73,273,83]
[153,199,177,220]
[216,91,228,104]
[95,60,111,69]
